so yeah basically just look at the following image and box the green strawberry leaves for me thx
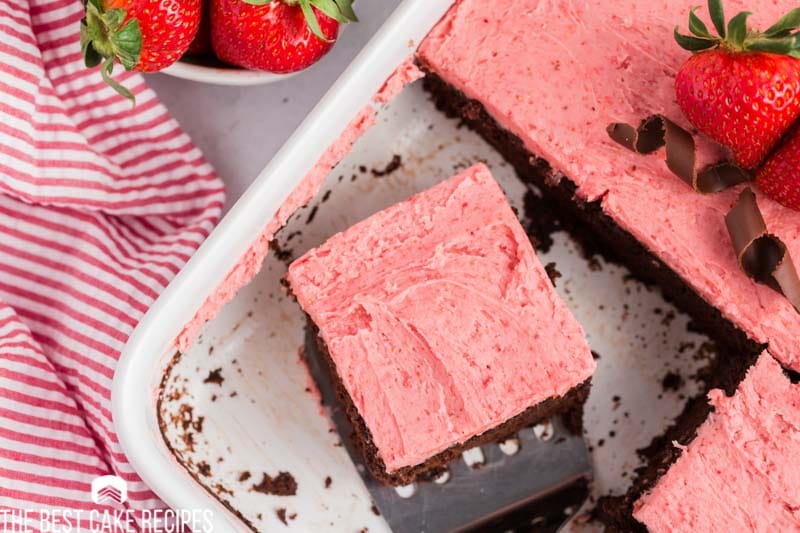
[765,8,800,38]
[675,0,800,59]
[674,27,716,52]
[726,11,751,48]
[688,7,713,39]
[101,57,135,102]
[242,0,357,42]
[708,0,726,38]
[80,0,142,102]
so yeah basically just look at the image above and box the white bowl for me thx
[162,56,300,86]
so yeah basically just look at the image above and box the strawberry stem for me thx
[80,0,142,102]
[242,0,357,42]
[675,0,800,58]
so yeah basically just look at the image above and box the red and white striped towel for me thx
[0,0,225,524]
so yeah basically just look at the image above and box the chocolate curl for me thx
[607,115,751,193]
[725,188,800,312]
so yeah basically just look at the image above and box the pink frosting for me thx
[373,56,424,104]
[418,0,800,369]
[177,59,429,350]
[633,352,800,531]
[286,163,595,472]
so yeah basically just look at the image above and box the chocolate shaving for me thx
[607,115,751,192]
[725,188,800,312]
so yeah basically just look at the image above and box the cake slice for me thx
[633,352,800,532]
[287,163,595,484]
[417,0,800,370]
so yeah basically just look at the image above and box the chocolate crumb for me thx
[358,165,367,173]
[214,483,233,496]
[289,513,297,521]
[321,190,332,202]
[252,472,298,496]
[661,371,684,392]
[661,310,676,326]
[239,471,251,482]
[587,256,603,271]
[276,508,287,526]
[544,262,562,286]
[306,205,319,225]
[197,461,211,477]
[371,155,402,177]
[591,350,601,360]
[371,505,380,516]
[203,368,224,386]
[324,476,332,489]
[257,513,263,521]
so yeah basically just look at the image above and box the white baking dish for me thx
[114,1,720,530]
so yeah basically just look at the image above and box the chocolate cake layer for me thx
[419,68,764,528]
[308,321,591,486]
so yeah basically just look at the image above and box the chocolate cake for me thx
[286,163,596,485]
[414,0,800,529]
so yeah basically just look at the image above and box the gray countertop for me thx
[147,0,402,210]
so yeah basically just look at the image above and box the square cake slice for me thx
[633,352,800,532]
[287,163,595,484]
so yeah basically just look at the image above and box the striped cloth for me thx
[0,0,225,526]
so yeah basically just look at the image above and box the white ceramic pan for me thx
[114,1,721,530]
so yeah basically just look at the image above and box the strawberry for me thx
[756,127,800,210]
[81,0,201,101]
[211,0,357,73]
[674,0,800,169]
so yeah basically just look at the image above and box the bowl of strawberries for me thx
[80,0,357,97]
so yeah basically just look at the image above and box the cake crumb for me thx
[544,262,562,286]
[324,476,332,489]
[661,371,684,392]
[197,461,211,477]
[276,508,287,526]
[371,155,403,177]
[306,205,319,225]
[239,471,251,482]
[252,472,298,496]
[203,368,224,386]
[214,483,233,496]
[371,504,380,516]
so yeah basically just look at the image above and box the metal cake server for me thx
[304,329,592,533]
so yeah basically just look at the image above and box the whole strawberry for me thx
[211,0,357,73]
[674,1,800,169]
[81,0,201,101]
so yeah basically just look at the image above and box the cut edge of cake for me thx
[306,321,591,486]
